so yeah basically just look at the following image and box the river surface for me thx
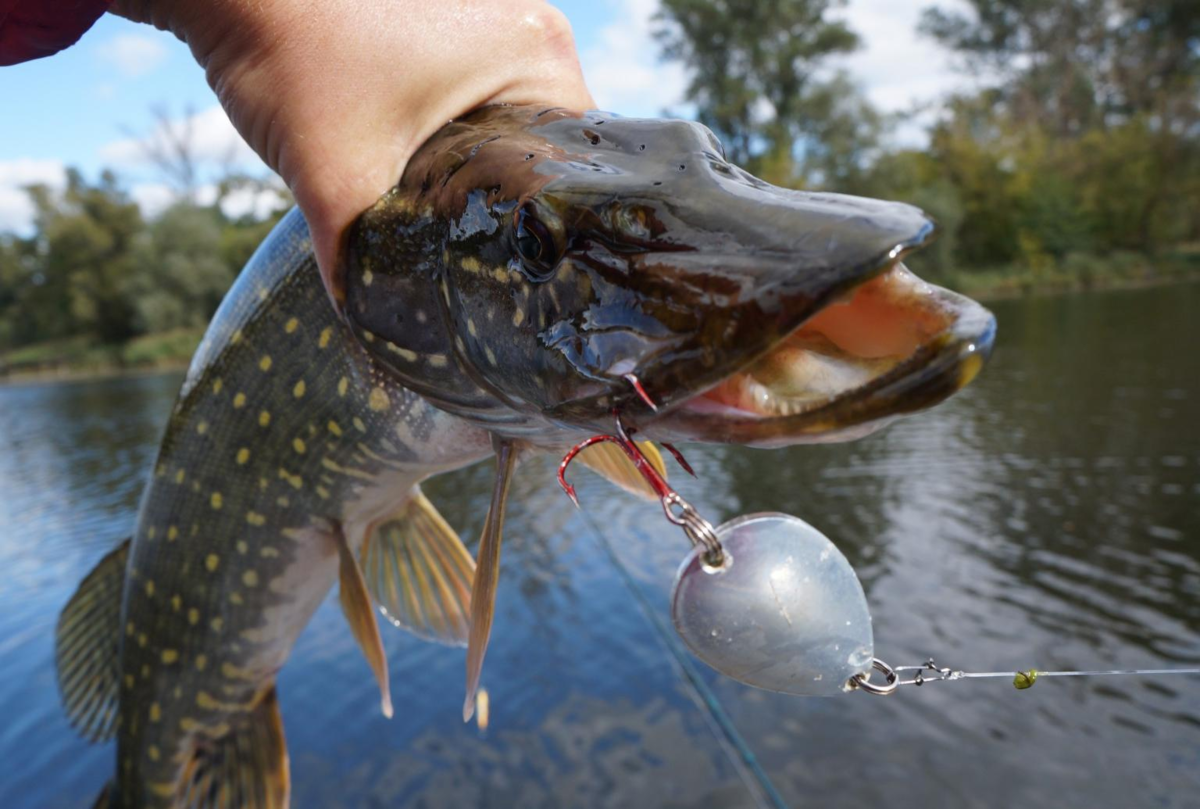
[1,283,1197,808]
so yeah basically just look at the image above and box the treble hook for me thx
[557,412,724,564]
[557,414,674,507]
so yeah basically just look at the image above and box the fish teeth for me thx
[751,380,772,410]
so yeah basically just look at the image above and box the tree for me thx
[126,202,234,333]
[920,0,1111,136]
[920,0,1200,253]
[654,0,862,183]
[0,235,27,348]
[1107,1,1200,121]
[858,150,964,281]
[23,170,143,344]
[796,72,886,192]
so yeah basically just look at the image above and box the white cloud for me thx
[128,182,176,219]
[98,105,262,172]
[579,0,689,118]
[575,0,974,146]
[129,178,287,221]
[0,159,67,233]
[194,184,219,208]
[219,186,288,221]
[95,33,169,78]
[0,158,66,190]
[0,155,285,233]
[832,0,977,145]
[129,180,286,222]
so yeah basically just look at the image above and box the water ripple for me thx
[2,284,1199,807]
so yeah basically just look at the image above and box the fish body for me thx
[57,106,996,807]
[61,209,497,807]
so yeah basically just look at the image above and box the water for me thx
[1,283,1197,808]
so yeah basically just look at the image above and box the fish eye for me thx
[513,204,561,281]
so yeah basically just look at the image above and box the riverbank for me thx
[937,248,1200,300]
[3,261,1199,384]
[0,328,201,384]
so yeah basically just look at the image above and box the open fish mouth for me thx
[652,260,997,448]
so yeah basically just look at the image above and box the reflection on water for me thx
[1,284,1197,807]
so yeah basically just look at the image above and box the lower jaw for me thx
[649,272,996,448]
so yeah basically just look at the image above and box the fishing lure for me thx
[559,412,1200,697]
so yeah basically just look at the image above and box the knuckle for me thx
[520,3,576,54]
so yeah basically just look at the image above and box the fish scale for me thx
[112,209,493,807]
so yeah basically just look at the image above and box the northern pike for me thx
[55,105,995,808]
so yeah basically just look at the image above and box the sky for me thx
[0,0,970,234]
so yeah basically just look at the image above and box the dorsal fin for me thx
[575,440,667,501]
[359,485,475,646]
[177,685,290,808]
[55,538,129,742]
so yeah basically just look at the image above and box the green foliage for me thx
[796,72,886,191]
[120,327,206,366]
[920,0,1199,129]
[22,169,143,344]
[219,208,289,275]
[856,150,964,281]
[2,0,1198,376]
[0,168,288,371]
[126,203,234,333]
[650,0,1199,294]
[655,0,860,181]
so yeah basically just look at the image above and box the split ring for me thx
[848,658,899,695]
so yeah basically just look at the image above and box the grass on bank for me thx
[935,246,1200,299]
[0,328,204,380]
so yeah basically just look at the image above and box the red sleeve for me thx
[0,0,111,66]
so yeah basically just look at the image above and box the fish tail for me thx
[175,684,290,808]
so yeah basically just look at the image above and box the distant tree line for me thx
[0,170,287,355]
[1,0,1197,360]
[656,0,1200,281]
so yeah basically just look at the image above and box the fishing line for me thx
[851,658,1200,695]
[577,508,789,809]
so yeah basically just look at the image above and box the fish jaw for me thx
[344,108,945,434]
[342,105,995,446]
[524,126,947,426]
[641,262,997,448]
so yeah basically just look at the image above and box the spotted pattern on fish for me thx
[112,208,493,806]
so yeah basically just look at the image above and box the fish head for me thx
[344,106,995,446]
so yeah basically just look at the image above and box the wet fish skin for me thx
[344,106,948,438]
[96,209,494,807]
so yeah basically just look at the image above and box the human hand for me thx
[110,0,595,304]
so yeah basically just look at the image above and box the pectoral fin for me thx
[575,440,668,501]
[177,685,290,808]
[55,538,129,742]
[360,486,475,646]
[334,525,393,719]
[463,440,519,722]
